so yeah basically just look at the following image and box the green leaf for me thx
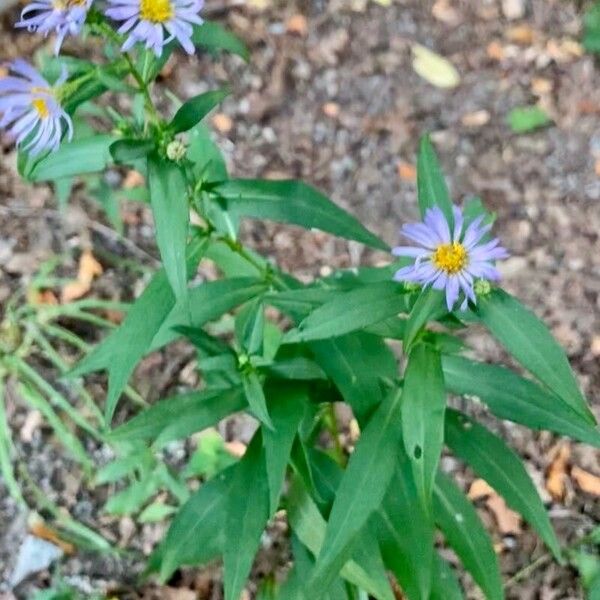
[431,554,464,600]
[403,288,447,352]
[151,278,268,351]
[401,344,446,514]
[96,450,154,484]
[242,372,273,429]
[183,430,237,479]
[287,477,394,600]
[264,357,327,381]
[264,385,308,514]
[584,3,600,54]
[188,123,229,182]
[148,155,190,302]
[104,477,160,515]
[445,409,561,559]
[507,106,552,133]
[139,502,177,523]
[109,387,245,444]
[211,179,389,251]
[235,297,265,355]
[477,289,594,424]
[170,89,230,134]
[284,282,411,343]
[0,377,24,504]
[376,460,434,600]
[192,21,250,61]
[110,139,155,164]
[310,333,397,424]
[29,135,116,182]
[417,135,453,223]
[442,355,600,447]
[159,468,233,580]
[224,433,270,600]
[434,473,502,600]
[310,388,403,591]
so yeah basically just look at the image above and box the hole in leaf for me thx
[413,445,422,460]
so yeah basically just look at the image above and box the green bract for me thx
[3,11,598,600]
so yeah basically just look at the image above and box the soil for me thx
[1,0,600,598]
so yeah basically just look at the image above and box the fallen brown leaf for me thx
[286,14,308,37]
[571,466,600,496]
[225,441,247,458]
[397,161,417,182]
[29,516,75,555]
[487,493,522,535]
[546,443,571,501]
[322,102,341,119]
[431,0,461,26]
[461,109,491,128]
[505,25,536,45]
[468,478,495,500]
[212,112,233,134]
[61,249,103,304]
[531,77,553,96]
[123,169,145,189]
[486,41,505,61]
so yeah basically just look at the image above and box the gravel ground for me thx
[1,0,600,598]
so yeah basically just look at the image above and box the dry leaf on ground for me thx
[545,443,571,501]
[468,479,522,535]
[397,161,417,182]
[571,466,600,496]
[61,249,103,303]
[411,44,460,89]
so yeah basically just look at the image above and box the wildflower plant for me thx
[2,3,599,599]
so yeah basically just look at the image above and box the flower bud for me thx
[166,139,187,162]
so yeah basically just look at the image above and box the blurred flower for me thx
[0,60,73,156]
[16,0,92,55]
[105,0,204,57]
[392,205,508,311]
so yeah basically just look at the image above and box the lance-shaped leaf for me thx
[170,89,230,134]
[442,355,600,447]
[110,139,155,164]
[158,468,233,580]
[109,387,246,445]
[434,473,502,600]
[29,135,116,181]
[445,409,561,559]
[310,332,397,424]
[376,460,434,600]
[309,388,403,592]
[210,179,389,251]
[284,281,412,343]
[242,371,273,429]
[401,344,446,512]
[287,477,394,600]
[191,21,250,61]
[430,555,464,600]
[148,155,190,302]
[477,289,594,424]
[417,135,453,224]
[417,135,454,223]
[264,385,309,514]
[224,432,270,600]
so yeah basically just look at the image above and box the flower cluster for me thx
[0,60,72,156]
[393,205,508,311]
[0,0,204,156]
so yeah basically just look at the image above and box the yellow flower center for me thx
[140,0,174,22]
[432,242,468,274]
[32,98,50,120]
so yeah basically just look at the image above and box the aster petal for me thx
[424,206,451,244]
[445,276,460,311]
[401,222,439,249]
[452,205,464,242]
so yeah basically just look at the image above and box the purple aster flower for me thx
[0,60,73,156]
[105,0,204,57]
[16,0,92,56]
[393,205,509,311]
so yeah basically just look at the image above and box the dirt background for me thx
[1,0,600,598]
